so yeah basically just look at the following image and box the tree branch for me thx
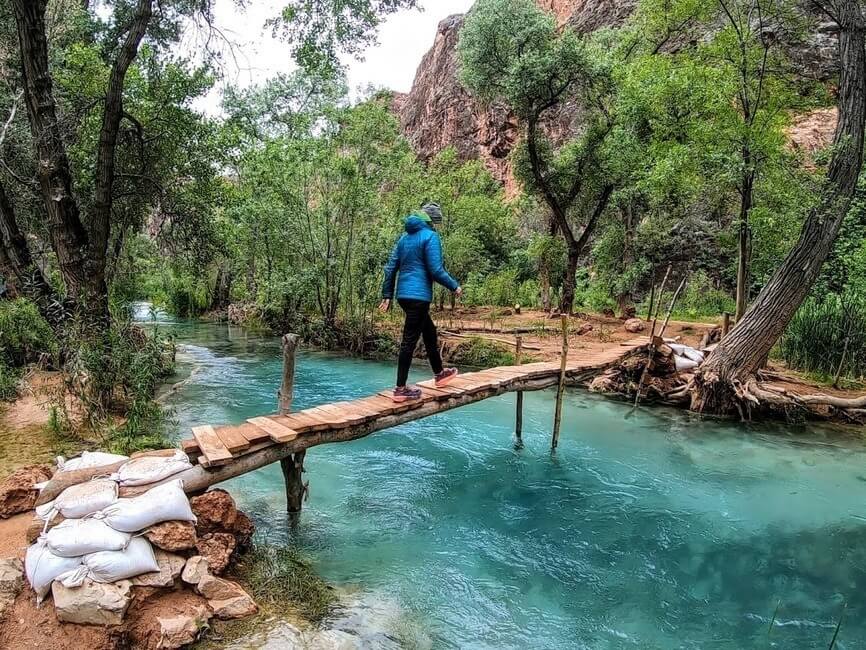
[90,0,153,262]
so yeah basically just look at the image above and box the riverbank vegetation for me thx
[0,0,864,433]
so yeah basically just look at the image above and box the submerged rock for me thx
[144,521,197,552]
[0,465,52,518]
[52,579,133,626]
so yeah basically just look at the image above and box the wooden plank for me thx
[214,426,251,454]
[232,422,272,445]
[353,394,402,416]
[341,398,386,419]
[376,390,428,410]
[300,406,353,428]
[192,425,234,466]
[275,411,333,433]
[180,439,200,461]
[316,402,371,426]
[247,416,300,443]
[418,384,455,400]
[416,380,464,395]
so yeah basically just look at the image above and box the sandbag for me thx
[111,450,192,487]
[25,540,83,602]
[682,347,705,363]
[35,500,55,522]
[58,537,159,586]
[674,356,700,371]
[53,479,118,519]
[97,479,195,532]
[45,518,131,558]
[57,451,129,473]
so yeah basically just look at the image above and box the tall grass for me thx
[779,293,866,381]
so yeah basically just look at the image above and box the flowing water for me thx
[138,305,866,649]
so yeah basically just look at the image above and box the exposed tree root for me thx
[592,356,866,425]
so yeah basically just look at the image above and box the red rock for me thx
[144,521,197,552]
[189,489,253,548]
[0,465,52,518]
[195,533,236,575]
[624,318,647,333]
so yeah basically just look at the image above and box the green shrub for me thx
[0,299,58,367]
[0,361,21,401]
[779,293,866,381]
[517,279,541,309]
[166,274,210,317]
[61,314,176,451]
[451,337,514,367]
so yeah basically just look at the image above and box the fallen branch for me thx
[441,330,542,351]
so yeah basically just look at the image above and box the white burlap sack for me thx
[25,540,83,602]
[110,450,192,487]
[53,479,118,519]
[97,479,195,532]
[56,451,129,473]
[35,500,55,522]
[57,537,159,586]
[674,356,700,371]
[682,347,705,363]
[45,518,131,558]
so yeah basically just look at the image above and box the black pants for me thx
[397,299,443,387]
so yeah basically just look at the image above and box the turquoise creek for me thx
[142,306,866,649]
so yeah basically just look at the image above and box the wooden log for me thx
[441,330,543,351]
[140,375,574,496]
[515,335,524,447]
[277,333,307,513]
[551,315,569,451]
[278,333,299,415]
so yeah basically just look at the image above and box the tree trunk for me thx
[734,165,755,322]
[0,178,69,326]
[540,267,551,312]
[691,0,866,415]
[561,246,579,315]
[617,204,635,316]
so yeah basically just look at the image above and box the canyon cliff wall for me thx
[393,0,839,191]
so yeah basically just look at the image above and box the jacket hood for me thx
[404,215,432,234]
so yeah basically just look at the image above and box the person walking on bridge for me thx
[380,202,462,402]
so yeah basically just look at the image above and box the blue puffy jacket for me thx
[381,216,459,302]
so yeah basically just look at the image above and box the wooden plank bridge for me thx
[166,335,648,506]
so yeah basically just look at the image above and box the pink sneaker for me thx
[435,368,458,387]
[393,385,422,403]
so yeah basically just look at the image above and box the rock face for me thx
[144,521,197,552]
[52,579,133,626]
[394,0,839,190]
[0,465,52,518]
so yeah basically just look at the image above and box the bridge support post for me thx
[278,333,308,513]
[514,334,524,449]
[551,315,568,451]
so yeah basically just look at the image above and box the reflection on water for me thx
[142,305,866,649]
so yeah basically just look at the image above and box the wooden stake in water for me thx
[277,333,308,514]
[552,315,569,451]
[515,334,524,448]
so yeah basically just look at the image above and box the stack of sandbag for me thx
[24,450,195,608]
[668,343,706,371]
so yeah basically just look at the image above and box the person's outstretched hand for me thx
[379,299,391,312]
[454,286,463,298]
